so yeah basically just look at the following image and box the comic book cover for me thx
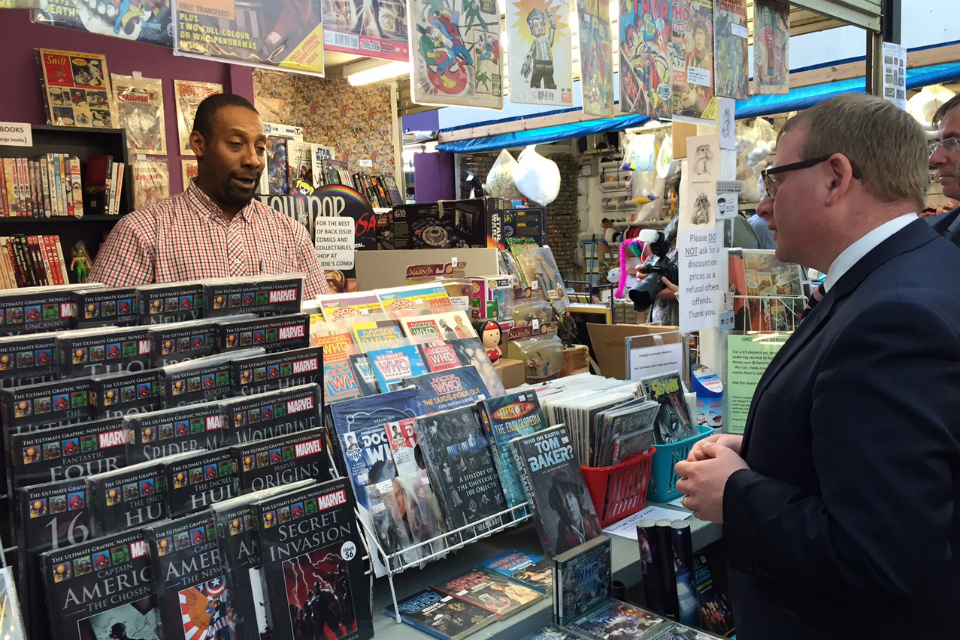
[316,291,385,321]
[41,530,158,640]
[368,344,428,392]
[311,144,335,188]
[639,372,696,444]
[221,383,323,444]
[17,479,93,640]
[352,319,405,353]
[506,0,572,107]
[231,346,323,396]
[173,80,223,155]
[174,1,325,75]
[413,404,510,537]
[501,558,554,594]
[385,588,496,640]
[162,448,239,518]
[313,329,358,362]
[37,48,115,128]
[88,368,162,419]
[160,350,264,408]
[1,377,93,434]
[132,158,170,209]
[478,550,544,580]
[34,0,173,47]
[619,0,672,117]
[714,0,749,100]
[511,424,601,557]
[233,428,331,493]
[145,512,234,640]
[181,159,198,190]
[447,337,506,396]
[287,140,316,196]
[0,333,59,389]
[209,481,315,640]
[322,158,350,186]
[254,479,373,640]
[0,567,26,640]
[378,284,455,319]
[265,136,291,194]
[0,285,91,337]
[325,388,424,577]
[320,0,408,62]
[348,353,381,396]
[72,287,140,329]
[568,599,671,639]
[752,0,790,95]
[410,0,503,109]
[419,341,463,372]
[576,0,614,117]
[437,570,543,620]
[519,625,586,640]
[671,0,714,119]
[406,365,490,413]
[87,458,169,535]
[124,402,229,463]
[112,73,167,154]
[57,326,152,378]
[554,535,611,625]
[324,359,363,403]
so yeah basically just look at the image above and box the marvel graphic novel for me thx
[233,428,331,493]
[124,402,229,463]
[88,368,162,419]
[57,326,151,378]
[162,448,238,518]
[221,383,322,443]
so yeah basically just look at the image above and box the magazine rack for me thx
[358,501,533,623]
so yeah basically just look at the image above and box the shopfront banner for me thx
[174,0,325,75]
[576,0,614,117]
[670,0,715,120]
[34,0,174,48]
[751,0,789,95]
[619,0,673,118]
[320,0,409,62]
[506,0,572,107]
[411,0,503,109]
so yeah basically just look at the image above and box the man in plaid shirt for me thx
[88,94,331,297]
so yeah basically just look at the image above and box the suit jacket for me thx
[724,220,960,639]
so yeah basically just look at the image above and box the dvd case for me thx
[385,588,497,640]
[436,569,544,620]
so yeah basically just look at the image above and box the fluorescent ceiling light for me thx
[347,62,411,86]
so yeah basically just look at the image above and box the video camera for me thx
[629,228,679,311]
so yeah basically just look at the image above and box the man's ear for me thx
[188,130,205,159]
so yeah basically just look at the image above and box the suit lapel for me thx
[740,220,938,453]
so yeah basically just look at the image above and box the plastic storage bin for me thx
[647,425,714,502]
[581,446,656,528]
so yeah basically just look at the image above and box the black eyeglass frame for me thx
[761,156,863,199]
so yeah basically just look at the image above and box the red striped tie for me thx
[801,282,826,320]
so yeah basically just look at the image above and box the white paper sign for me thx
[719,98,736,150]
[882,42,907,110]
[603,505,693,540]
[687,67,711,87]
[716,194,738,219]
[314,217,356,270]
[731,23,749,39]
[628,340,684,382]
[0,122,32,147]
[678,223,724,333]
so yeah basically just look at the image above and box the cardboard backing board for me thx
[586,324,683,381]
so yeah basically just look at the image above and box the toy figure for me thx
[523,7,557,89]
[71,241,92,283]
[472,319,502,363]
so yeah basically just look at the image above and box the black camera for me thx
[629,229,679,311]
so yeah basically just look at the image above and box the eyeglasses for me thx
[761,156,863,200]
[929,137,960,157]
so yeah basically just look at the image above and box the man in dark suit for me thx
[927,94,960,245]
[676,93,960,639]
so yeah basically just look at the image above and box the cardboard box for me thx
[487,207,547,250]
[392,198,503,250]
[586,323,682,380]
[355,248,500,290]
[493,357,525,389]
[561,345,590,377]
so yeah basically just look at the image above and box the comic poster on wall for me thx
[133,158,171,209]
[174,0,325,75]
[321,0,409,61]
[506,0,572,107]
[38,48,116,128]
[752,0,789,95]
[410,0,503,109]
[112,74,167,155]
[576,0,614,117]
[34,0,173,48]
[173,80,223,155]
[714,0,749,100]
[670,0,713,119]
[619,0,673,118]
[181,159,198,191]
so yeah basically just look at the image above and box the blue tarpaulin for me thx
[437,60,960,154]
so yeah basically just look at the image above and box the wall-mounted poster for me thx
[576,0,614,117]
[34,0,173,47]
[670,0,714,119]
[133,158,170,209]
[174,1,325,75]
[112,74,167,155]
[506,0,572,107]
[181,159,199,191]
[38,48,116,128]
[751,0,789,95]
[321,0,409,62]
[619,0,673,117]
[714,0,749,100]
[173,80,223,155]
[410,0,503,109]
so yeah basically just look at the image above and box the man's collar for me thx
[185,181,257,222]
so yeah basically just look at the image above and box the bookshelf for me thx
[0,124,132,283]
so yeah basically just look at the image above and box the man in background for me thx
[89,94,330,297]
[927,93,960,246]
[676,94,960,639]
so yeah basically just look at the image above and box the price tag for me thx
[532,319,540,331]
[686,67,711,87]
[731,23,749,38]
[531,280,539,291]
[451,257,458,268]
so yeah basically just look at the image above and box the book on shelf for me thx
[0,235,69,287]
[0,154,87,217]
[384,587,497,640]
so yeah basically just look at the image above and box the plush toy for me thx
[616,237,645,299]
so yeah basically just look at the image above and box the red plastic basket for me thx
[580,446,656,528]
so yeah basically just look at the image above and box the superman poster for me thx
[576,0,614,117]
[506,0,572,107]
[34,0,173,48]
[411,0,503,109]
[620,0,673,118]
[174,0,325,76]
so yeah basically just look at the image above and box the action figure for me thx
[71,241,92,283]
